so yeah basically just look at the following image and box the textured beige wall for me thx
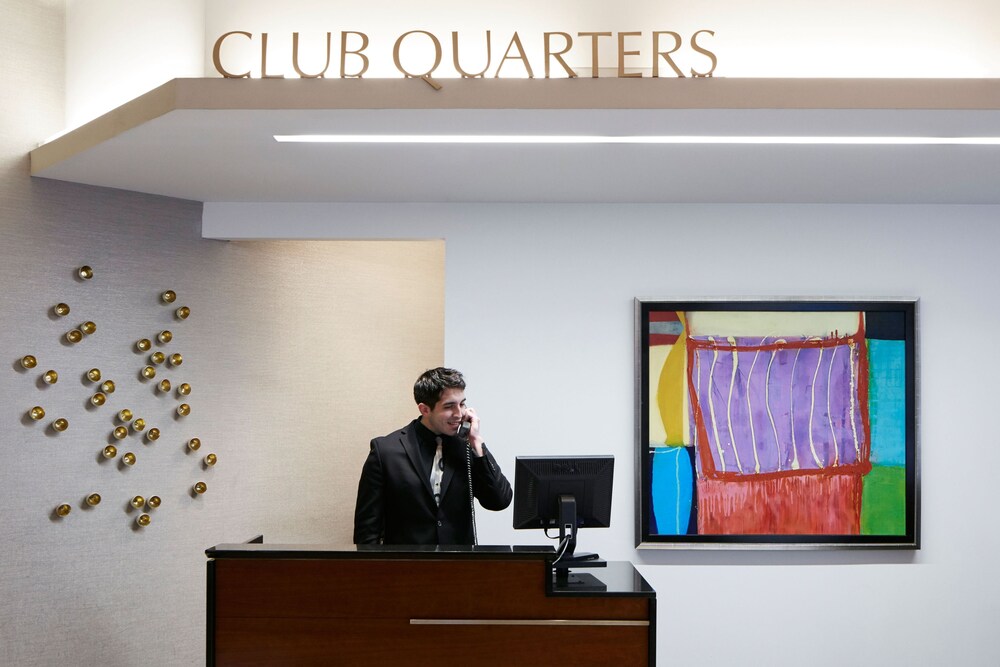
[0,3,443,665]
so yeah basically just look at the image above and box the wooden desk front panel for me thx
[212,558,651,666]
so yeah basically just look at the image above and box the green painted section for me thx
[861,465,906,535]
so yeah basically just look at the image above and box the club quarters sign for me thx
[212,29,718,79]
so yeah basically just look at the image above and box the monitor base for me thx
[551,570,608,592]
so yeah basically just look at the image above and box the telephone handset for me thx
[456,419,472,441]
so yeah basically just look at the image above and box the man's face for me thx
[418,387,466,436]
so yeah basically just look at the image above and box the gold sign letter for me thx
[393,30,443,78]
[543,32,577,78]
[452,31,492,78]
[341,31,370,78]
[213,31,251,79]
[617,31,641,78]
[577,32,612,78]
[292,32,332,78]
[690,29,718,77]
[494,32,534,78]
[652,31,684,78]
[260,33,284,79]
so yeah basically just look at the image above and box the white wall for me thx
[62,0,1000,126]
[66,0,206,128]
[204,0,1000,78]
[204,201,1000,666]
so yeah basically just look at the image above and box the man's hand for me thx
[463,406,485,457]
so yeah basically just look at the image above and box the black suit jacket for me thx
[353,419,513,545]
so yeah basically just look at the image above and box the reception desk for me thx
[206,542,656,666]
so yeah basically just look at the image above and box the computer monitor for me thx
[513,455,614,567]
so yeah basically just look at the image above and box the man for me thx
[353,367,512,545]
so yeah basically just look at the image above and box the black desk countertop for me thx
[205,542,654,597]
[206,543,556,560]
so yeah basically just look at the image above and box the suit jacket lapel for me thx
[400,426,436,500]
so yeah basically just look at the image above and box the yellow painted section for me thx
[687,311,860,338]
[648,344,669,445]
[656,313,688,446]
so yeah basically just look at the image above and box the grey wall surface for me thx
[0,4,444,665]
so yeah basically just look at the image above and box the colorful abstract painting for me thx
[636,300,918,548]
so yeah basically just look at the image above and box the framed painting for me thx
[635,298,918,549]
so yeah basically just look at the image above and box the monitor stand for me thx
[551,496,608,590]
[552,564,608,592]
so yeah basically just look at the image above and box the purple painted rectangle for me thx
[688,336,866,476]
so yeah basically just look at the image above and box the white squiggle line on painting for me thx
[726,337,744,474]
[765,340,784,472]
[747,342,763,474]
[828,345,840,466]
[849,340,861,459]
[808,342,824,468]
[707,337,726,473]
[790,348,801,471]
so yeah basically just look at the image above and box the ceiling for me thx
[30,77,1000,204]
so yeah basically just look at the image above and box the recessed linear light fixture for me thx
[274,134,1000,145]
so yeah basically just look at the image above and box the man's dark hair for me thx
[413,367,466,408]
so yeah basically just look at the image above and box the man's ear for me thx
[417,403,431,417]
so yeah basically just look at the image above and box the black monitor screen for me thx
[513,455,614,531]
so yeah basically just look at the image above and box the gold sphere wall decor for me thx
[30,265,211,533]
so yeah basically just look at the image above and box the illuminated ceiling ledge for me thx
[29,77,1000,204]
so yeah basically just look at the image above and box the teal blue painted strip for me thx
[651,446,693,535]
[868,339,906,466]
[649,321,684,336]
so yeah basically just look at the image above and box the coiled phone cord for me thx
[467,444,477,545]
